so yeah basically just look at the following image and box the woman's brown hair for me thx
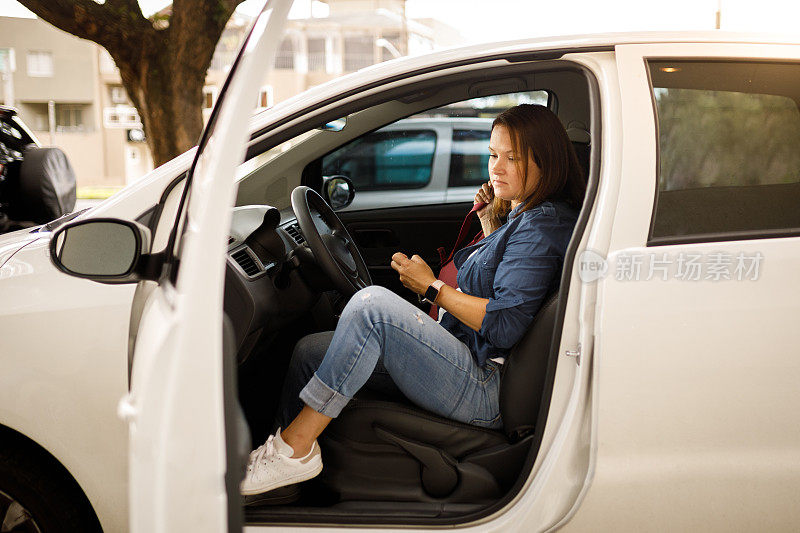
[489,104,586,221]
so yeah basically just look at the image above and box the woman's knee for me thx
[343,285,398,320]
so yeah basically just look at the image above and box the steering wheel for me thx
[291,186,372,296]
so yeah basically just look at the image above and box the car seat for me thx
[317,291,561,504]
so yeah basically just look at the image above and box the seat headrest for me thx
[499,291,560,441]
[566,120,591,144]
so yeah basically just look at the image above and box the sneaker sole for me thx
[243,484,301,506]
[240,461,323,496]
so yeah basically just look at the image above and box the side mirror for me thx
[49,218,155,283]
[322,175,355,210]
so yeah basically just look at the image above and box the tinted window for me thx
[449,129,490,187]
[322,130,436,192]
[648,61,800,243]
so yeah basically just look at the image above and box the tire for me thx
[0,443,102,533]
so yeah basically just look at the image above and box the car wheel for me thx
[0,444,102,533]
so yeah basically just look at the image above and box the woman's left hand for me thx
[390,252,437,295]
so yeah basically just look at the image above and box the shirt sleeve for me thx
[478,221,562,350]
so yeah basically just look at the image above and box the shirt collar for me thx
[509,202,525,219]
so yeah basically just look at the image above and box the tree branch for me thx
[18,0,108,42]
[19,0,154,52]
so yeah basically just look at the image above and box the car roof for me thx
[356,30,800,77]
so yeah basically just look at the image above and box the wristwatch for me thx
[422,280,446,304]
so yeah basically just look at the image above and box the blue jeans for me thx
[273,286,503,432]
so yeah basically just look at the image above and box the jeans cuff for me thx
[299,372,352,418]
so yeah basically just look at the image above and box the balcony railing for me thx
[210,50,237,72]
[344,53,374,72]
[308,52,326,72]
[274,51,295,70]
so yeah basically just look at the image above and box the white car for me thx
[325,116,495,211]
[2,2,800,531]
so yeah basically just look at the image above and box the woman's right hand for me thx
[474,181,494,219]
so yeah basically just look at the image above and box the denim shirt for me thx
[439,200,578,367]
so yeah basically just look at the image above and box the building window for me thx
[0,48,16,74]
[110,86,127,104]
[307,38,326,72]
[55,105,85,132]
[648,60,800,243]
[27,50,53,77]
[344,36,373,72]
[104,105,142,129]
[203,86,218,109]
[257,86,273,110]
[274,38,294,70]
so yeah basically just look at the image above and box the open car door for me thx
[117,2,293,531]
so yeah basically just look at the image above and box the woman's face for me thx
[488,125,541,203]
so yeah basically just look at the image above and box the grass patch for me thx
[76,186,123,200]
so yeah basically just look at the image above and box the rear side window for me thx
[449,129,490,187]
[648,61,800,244]
[322,129,436,192]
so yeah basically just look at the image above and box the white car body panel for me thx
[0,236,134,533]
[0,30,798,533]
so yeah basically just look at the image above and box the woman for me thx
[240,103,586,496]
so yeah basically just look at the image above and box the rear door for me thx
[121,2,293,532]
[564,43,800,530]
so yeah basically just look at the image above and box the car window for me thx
[449,129,490,187]
[322,129,436,191]
[648,60,800,243]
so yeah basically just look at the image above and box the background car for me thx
[322,116,493,210]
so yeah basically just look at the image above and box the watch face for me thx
[425,284,439,302]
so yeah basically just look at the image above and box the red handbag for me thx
[429,203,485,319]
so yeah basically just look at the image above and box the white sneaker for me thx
[240,428,323,496]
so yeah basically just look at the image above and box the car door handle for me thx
[352,229,399,248]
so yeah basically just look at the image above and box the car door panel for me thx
[338,201,481,298]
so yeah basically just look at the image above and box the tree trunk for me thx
[18,0,243,167]
[111,27,209,166]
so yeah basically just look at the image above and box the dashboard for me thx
[224,205,323,364]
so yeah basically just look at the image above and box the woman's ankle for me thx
[279,428,313,458]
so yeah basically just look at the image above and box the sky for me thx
[2,0,800,44]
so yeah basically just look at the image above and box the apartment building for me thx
[204,0,463,120]
[0,16,152,188]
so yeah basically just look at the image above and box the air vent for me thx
[285,223,305,245]
[231,248,260,277]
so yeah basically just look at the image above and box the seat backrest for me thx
[498,291,560,441]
